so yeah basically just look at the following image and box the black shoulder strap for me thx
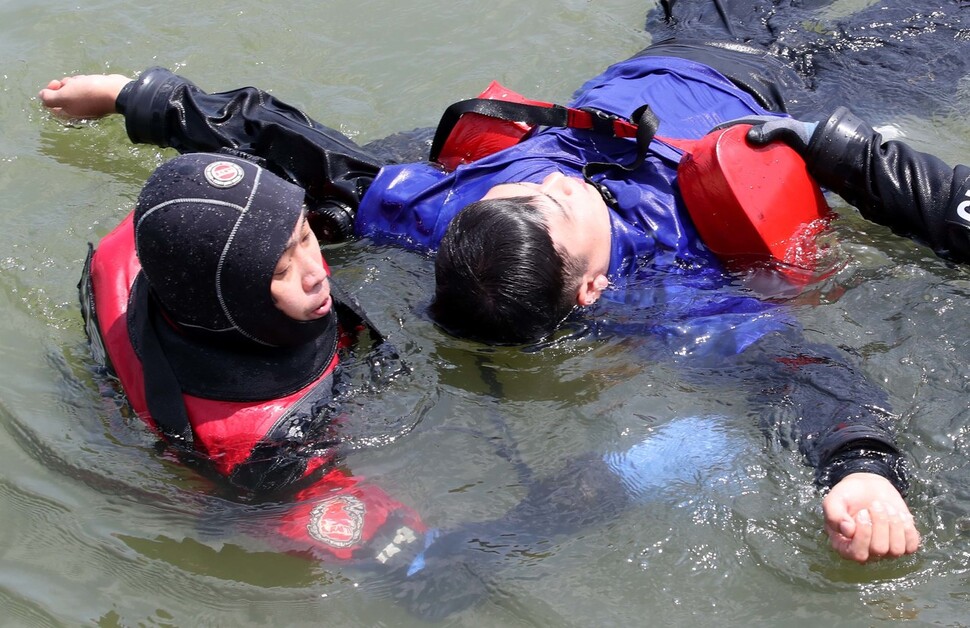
[429,98,642,164]
[128,276,197,454]
[581,104,661,208]
[429,97,664,208]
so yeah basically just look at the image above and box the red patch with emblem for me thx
[306,495,366,548]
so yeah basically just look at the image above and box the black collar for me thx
[128,273,340,403]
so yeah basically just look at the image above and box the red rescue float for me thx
[675,124,832,282]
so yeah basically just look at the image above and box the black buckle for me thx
[579,107,623,136]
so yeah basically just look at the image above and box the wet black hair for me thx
[430,196,585,344]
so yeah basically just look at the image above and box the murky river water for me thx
[3,0,970,625]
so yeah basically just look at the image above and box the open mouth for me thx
[311,295,332,319]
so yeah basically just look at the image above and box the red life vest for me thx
[81,212,339,478]
[80,212,426,561]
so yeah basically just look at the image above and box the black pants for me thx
[644,0,970,120]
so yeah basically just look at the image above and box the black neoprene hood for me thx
[133,152,332,348]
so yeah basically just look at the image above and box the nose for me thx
[297,249,327,293]
[539,171,565,191]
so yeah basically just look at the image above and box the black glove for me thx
[387,453,632,619]
[740,107,874,195]
[712,113,825,172]
[743,108,970,262]
[744,117,818,154]
[346,520,491,621]
[712,114,817,150]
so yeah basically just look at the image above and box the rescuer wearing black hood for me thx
[80,151,429,570]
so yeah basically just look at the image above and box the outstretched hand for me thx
[822,472,920,563]
[38,74,131,120]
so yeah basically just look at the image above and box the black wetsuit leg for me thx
[643,0,970,120]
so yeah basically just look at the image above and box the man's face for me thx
[270,215,333,321]
[482,172,611,277]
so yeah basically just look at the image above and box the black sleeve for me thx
[363,452,632,620]
[805,107,970,262]
[115,67,385,210]
[736,330,908,494]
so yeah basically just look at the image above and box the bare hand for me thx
[38,74,132,120]
[822,472,920,563]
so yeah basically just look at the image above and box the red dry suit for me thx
[79,212,426,563]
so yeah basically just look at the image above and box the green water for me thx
[3,0,970,625]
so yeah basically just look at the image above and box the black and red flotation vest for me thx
[80,213,427,561]
[80,212,342,486]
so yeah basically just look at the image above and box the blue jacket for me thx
[356,55,790,356]
[358,55,786,272]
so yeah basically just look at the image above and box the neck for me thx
[584,182,613,276]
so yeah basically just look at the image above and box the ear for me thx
[576,273,609,306]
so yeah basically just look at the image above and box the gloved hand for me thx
[746,108,970,263]
[388,522,514,620]
[744,118,818,154]
[716,108,881,199]
[711,114,818,155]
[389,417,750,619]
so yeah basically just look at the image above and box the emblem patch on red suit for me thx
[306,495,366,548]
